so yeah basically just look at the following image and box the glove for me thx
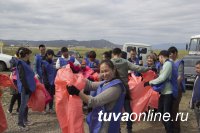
[144,82,150,87]
[151,67,157,73]
[66,85,80,96]
[196,102,200,108]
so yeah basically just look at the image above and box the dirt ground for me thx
[1,89,199,133]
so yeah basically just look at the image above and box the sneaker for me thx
[18,125,29,131]
[49,109,55,114]
[7,109,12,114]
[24,121,33,126]
[42,110,48,114]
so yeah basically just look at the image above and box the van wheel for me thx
[0,61,6,71]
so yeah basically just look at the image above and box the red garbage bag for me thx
[0,99,7,133]
[129,71,159,120]
[28,78,52,112]
[81,66,94,79]
[142,70,159,109]
[0,74,16,90]
[141,70,157,82]
[55,65,85,133]
[90,72,99,81]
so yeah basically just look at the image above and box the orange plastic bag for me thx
[28,78,52,112]
[141,70,157,82]
[0,74,16,89]
[129,71,159,119]
[142,71,159,109]
[55,65,85,133]
[0,99,7,133]
[81,66,94,78]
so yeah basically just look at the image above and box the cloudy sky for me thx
[0,0,200,44]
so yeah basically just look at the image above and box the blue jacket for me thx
[16,60,36,93]
[42,60,56,86]
[34,54,43,78]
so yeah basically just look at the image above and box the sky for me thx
[0,0,200,45]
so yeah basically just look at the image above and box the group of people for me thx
[3,44,200,133]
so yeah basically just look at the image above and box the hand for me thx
[144,82,150,87]
[66,85,80,96]
[35,74,40,79]
[151,67,157,73]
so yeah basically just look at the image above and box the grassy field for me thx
[2,46,110,62]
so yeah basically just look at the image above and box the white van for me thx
[122,43,152,65]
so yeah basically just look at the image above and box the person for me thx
[66,60,126,133]
[111,48,152,133]
[7,49,22,114]
[56,47,80,69]
[41,49,57,113]
[102,51,112,60]
[145,53,157,68]
[16,47,36,131]
[34,44,46,82]
[84,50,100,72]
[168,46,185,133]
[128,48,139,65]
[144,50,178,133]
[190,61,200,131]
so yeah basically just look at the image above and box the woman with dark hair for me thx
[41,49,56,113]
[67,60,125,133]
[16,47,36,131]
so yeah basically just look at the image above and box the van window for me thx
[138,47,147,54]
[127,46,136,52]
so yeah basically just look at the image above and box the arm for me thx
[127,61,150,72]
[79,84,122,108]
[149,62,172,85]
[177,63,184,87]
[55,58,60,69]
[84,80,101,91]
[18,63,30,93]
[33,56,38,74]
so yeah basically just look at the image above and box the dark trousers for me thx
[9,93,21,113]
[158,94,174,133]
[45,85,55,110]
[124,99,133,130]
[172,89,182,133]
[18,89,30,126]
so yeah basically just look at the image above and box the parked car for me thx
[0,53,12,71]
[183,34,200,87]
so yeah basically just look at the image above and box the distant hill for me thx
[1,39,120,48]
[152,43,187,50]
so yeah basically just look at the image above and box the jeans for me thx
[158,94,174,133]
[18,88,30,126]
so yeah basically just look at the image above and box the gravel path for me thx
[1,90,199,133]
